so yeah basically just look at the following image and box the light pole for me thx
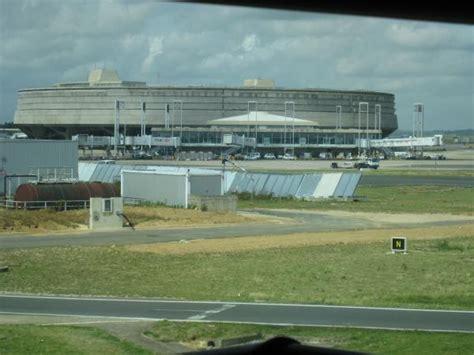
[336,105,342,130]
[172,100,183,140]
[284,101,295,155]
[255,105,258,148]
[358,102,368,157]
[222,158,255,200]
[140,102,146,136]
[375,104,381,139]
[247,101,257,150]
[114,100,125,157]
[164,103,170,129]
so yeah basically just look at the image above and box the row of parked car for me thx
[235,152,297,160]
[331,158,380,169]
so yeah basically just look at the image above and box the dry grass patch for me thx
[0,206,258,234]
[0,209,88,233]
[128,223,474,255]
[123,206,257,228]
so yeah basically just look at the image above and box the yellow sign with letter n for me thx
[391,237,407,254]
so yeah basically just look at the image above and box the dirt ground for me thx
[123,206,260,228]
[127,223,474,255]
[0,207,262,234]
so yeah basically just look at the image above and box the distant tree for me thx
[0,122,14,128]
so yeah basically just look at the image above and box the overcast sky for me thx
[0,0,472,130]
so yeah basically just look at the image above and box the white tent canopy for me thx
[208,111,317,126]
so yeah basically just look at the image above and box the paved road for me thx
[117,159,474,171]
[1,209,472,250]
[0,212,365,249]
[1,295,472,333]
[360,175,473,187]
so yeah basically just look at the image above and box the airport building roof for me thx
[208,111,317,126]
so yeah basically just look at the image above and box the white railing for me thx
[0,199,89,210]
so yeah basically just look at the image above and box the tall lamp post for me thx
[374,104,381,139]
[114,100,125,157]
[284,101,295,155]
[140,102,146,136]
[222,158,255,200]
[173,100,183,141]
[336,105,342,130]
[247,101,258,150]
[358,102,369,156]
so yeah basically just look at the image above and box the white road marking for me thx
[0,311,162,322]
[187,304,235,320]
[1,311,470,334]
[151,308,207,313]
[44,320,151,326]
[0,294,472,314]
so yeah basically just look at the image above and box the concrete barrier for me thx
[188,195,237,212]
[209,334,263,348]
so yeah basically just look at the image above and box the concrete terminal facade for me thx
[14,69,398,155]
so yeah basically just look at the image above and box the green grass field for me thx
[245,168,474,177]
[1,236,473,310]
[361,169,474,177]
[0,324,151,355]
[148,321,474,354]
[238,185,474,215]
[1,322,472,354]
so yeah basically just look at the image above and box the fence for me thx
[0,198,155,211]
[1,199,90,210]
[78,163,362,199]
[228,172,362,199]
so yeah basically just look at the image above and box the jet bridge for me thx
[363,135,443,149]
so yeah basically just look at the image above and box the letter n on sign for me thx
[391,237,407,254]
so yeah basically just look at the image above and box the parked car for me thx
[331,161,355,169]
[98,159,115,164]
[264,153,276,159]
[332,159,379,169]
[282,153,296,160]
[245,152,261,160]
[367,158,380,169]
[424,154,446,160]
[132,150,152,159]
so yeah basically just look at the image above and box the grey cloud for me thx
[385,22,474,51]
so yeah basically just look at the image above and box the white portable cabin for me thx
[121,170,223,208]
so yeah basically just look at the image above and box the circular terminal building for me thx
[15,68,397,155]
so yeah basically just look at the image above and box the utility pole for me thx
[284,101,295,154]
[141,102,146,136]
[114,100,125,157]
[247,101,257,150]
[375,104,382,139]
[358,102,368,156]
[336,105,342,130]
[173,100,183,141]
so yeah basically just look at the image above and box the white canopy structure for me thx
[208,111,318,126]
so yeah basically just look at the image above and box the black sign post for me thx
[391,237,407,254]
